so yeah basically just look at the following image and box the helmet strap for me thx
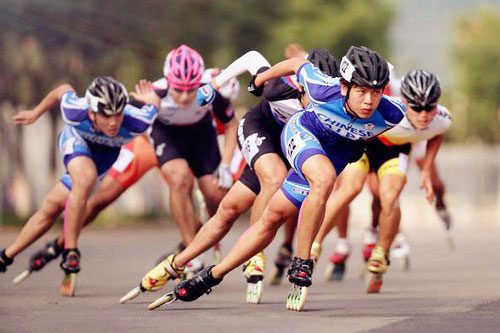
[343,84,357,118]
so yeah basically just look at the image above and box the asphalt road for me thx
[1,218,500,333]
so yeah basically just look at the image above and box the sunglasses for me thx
[409,104,436,112]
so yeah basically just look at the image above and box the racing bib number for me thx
[286,134,306,162]
[112,148,135,173]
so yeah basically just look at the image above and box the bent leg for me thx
[174,181,256,267]
[314,165,367,244]
[65,156,98,249]
[162,159,198,245]
[250,153,288,225]
[211,190,297,278]
[5,183,69,258]
[378,174,406,249]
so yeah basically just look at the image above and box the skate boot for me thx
[120,254,184,304]
[286,257,313,311]
[366,245,389,294]
[60,249,80,297]
[391,233,410,272]
[243,252,266,304]
[437,207,455,249]
[0,249,14,273]
[184,257,204,280]
[310,242,322,268]
[325,239,350,281]
[360,227,378,279]
[147,265,223,310]
[13,237,63,285]
[269,244,293,286]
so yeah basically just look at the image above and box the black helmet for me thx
[308,48,340,77]
[85,76,129,115]
[400,70,441,108]
[340,46,390,89]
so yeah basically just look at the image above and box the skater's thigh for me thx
[260,190,298,229]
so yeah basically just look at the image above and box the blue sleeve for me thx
[122,104,158,135]
[297,62,341,104]
[60,91,89,125]
[377,95,406,127]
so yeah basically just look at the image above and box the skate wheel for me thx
[447,235,455,250]
[148,292,176,310]
[13,269,32,285]
[324,263,334,281]
[286,284,308,311]
[366,273,383,294]
[269,266,284,286]
[61,273,77,297]
[402,256,410,272]
[119,286,142,304]
[246,280,263,304]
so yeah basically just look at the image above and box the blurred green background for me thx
[1,0,499,223]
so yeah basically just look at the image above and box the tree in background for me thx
[264,0,395,62]
[0,0,397,218]
[452,6,500,143]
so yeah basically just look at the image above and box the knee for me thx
[258,172,287,194]
[72,171,97,195]
[259,209,284,234]
[380,190,401,212]
[308,171,335,197]
[40,198,64,220]
[165,171,192,192]
[218,199,242,223]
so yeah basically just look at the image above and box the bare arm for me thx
[254,57,308,87]
[220,117,238,166]
[13,83,74,125]
[420,135,444,203]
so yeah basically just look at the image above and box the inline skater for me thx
[11,65,242,285]
[121,47,340,305]
[147,46,405,312]
[0,77,159,296]
[311,69,451,293]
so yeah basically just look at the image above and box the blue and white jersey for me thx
[296,62,405,142]
[60,91,157,147]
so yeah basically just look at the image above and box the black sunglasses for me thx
[409,104,436,112]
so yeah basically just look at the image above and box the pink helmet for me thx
[163,44,205,91]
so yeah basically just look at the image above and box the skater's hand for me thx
[13,110,39,125]
[420,170,434,203]
[131,80,160,109]
[196,82,217,107]
[213,164,233,189]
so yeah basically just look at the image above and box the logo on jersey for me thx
[241,133,266,164]
[364,123,375,130]
[156,143,166,157]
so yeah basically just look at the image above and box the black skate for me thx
[286,257,313,312]
[13,238,63,285]
[60,249,80,297]
[0,249,14,273]
[270,244,293,286]
[147,265,222,310]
